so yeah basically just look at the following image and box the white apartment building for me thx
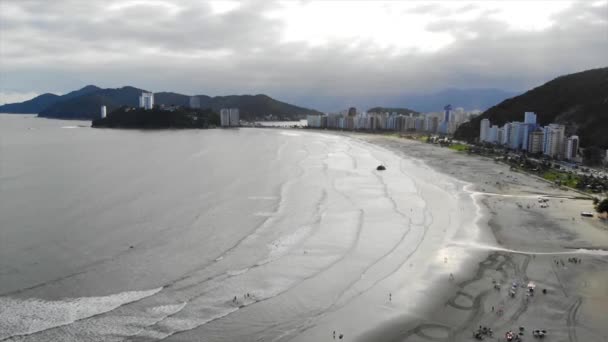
[480,118,490,142]
[488,125,498,143]
[139,92,154,110]
[564,135,579,161]
[220,108,240,127]
[543,124,565,158]
[524,111,537,124]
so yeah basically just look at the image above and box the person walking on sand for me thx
[389,293,392,302]
[333,330,336,339]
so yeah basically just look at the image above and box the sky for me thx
[0,0,607,110]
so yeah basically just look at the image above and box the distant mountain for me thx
[285,88,518,113]
[0,85,101,114]
[367,107,419,115]
[194,94,319,120]
[0,85,321,120]
[454,67,608,148]
[401,88,520,113]
[38,86,144,119]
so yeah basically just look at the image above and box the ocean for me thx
[0,114,480,341]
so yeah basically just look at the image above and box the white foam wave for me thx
[248,196,278,200]
[61,126,79,129]
[253,211,275,217]
[0,287,162,340]
[264,226,312,262]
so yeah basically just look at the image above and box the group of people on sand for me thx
[473,325,493,339]
[332,330,344,340]
[554,257,582,267]
[231,293,252,304]
[567,257,582,264]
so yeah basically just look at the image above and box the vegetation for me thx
[541,170,580,188]
[582,146,606,166]
[461,141,608,194]
[596,198,608,214]
[0,84,322,120]
[454,67,608,148]
[448,143,468,152]
[92,106,220,129]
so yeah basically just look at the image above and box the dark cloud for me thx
[0,0,606,111]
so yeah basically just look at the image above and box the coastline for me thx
[346,133,608,342]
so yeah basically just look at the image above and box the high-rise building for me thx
[521,123,536,151]
[488,125,498,143]
[100,105,106,119]
[509,122,525,150]
[564,135,579,160]
[220,108,240,127]
[307,114,326,128]
[502,123,512,145]
[431,117,439,133]
[527,129,544,153]
[543,124,565,158]
[444,104,452,123]
[189,96,201,109]
[497,127,504,144]
[348,107,357,117]
[480,118,490,142]
[524,112,537,124]
[139,92,154,110]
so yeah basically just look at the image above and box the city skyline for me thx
[1,0,606,111]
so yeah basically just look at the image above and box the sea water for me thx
[0,114,481,341]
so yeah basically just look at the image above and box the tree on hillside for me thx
[596,198,608,214]
[583,146,605,166]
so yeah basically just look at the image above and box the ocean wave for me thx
[0,287,162,340]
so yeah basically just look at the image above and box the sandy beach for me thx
[351,133,608,342]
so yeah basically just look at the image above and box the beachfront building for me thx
[189,96,201,109]
[444,105,452,123]
[479,119,490,142]
[509,122,525,150]
[564,135,579,161]
[477,112,583,160]
[497,127,504,145]
[488,125,498,143]
[543,124,565,158]
[502,123,512,145]
[220,108,240,127]
[528,129,544,153]
[524,111,537,124]
[100,106,107,119]
[139,92,154,110]
[430,116,439,133]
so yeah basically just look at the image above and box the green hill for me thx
[92,106,219,129]
[1,85,321,120]
[0,85,101,114]
[454,67,608,148]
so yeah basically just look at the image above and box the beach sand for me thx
[351,134,608,342]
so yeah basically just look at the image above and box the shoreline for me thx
[346,133,608,342]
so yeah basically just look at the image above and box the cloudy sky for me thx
[0,0,606,109]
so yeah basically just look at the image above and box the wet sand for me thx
[350,134,608,342]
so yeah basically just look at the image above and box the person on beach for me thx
[389,293,392,301]
[333,330,335,339]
